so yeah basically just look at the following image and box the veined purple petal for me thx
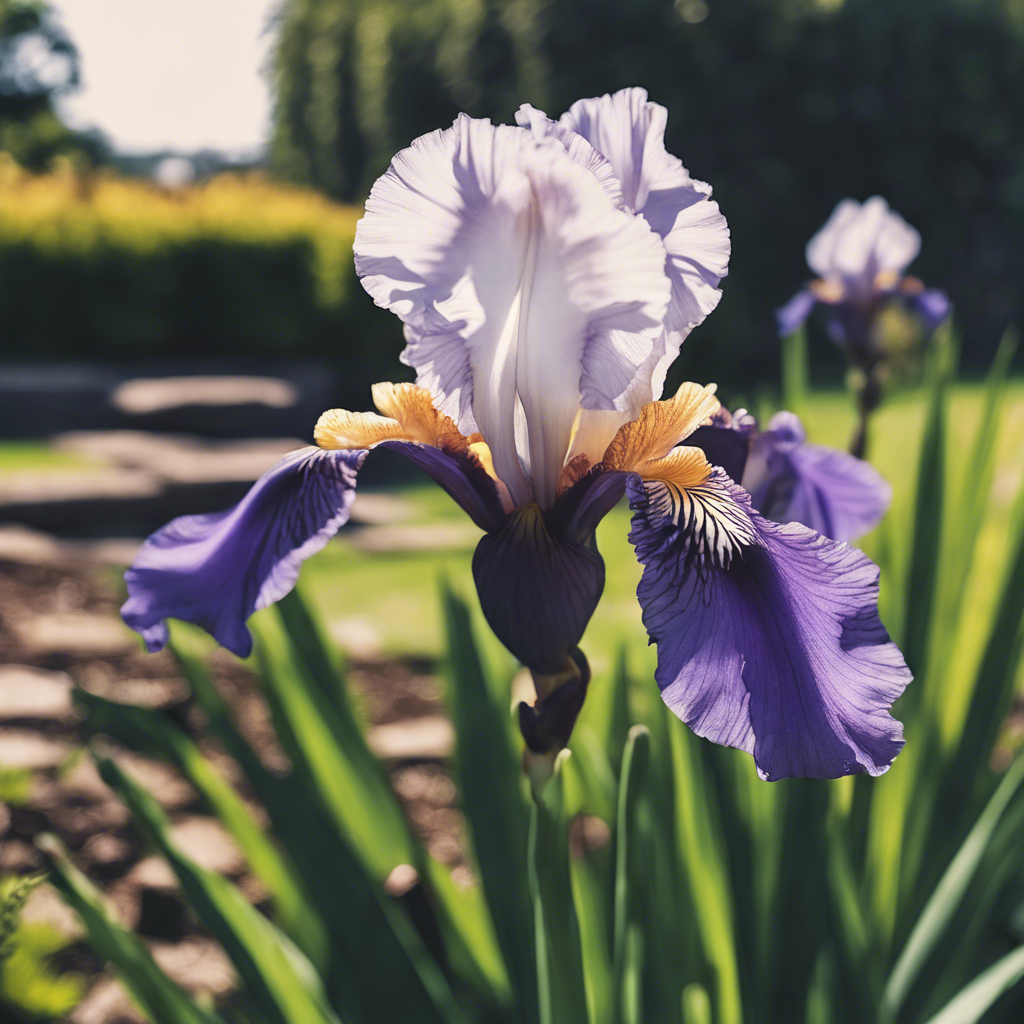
[627,469,910,780]
[473,504,604,672]
[776,287,818,337]
[121,448,365,658]
[742,412,891,543]
[558,87,730,401]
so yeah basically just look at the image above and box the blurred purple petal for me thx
[473,504,604,672]
[122,448,365,658]
[806,196,920,291]
[776,287,817,337]
[743,412,890,542]
[627,470,909,780]
[908,288,952,331]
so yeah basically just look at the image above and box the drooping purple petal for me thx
[627,469,910,780]
[473,504,605,672]
[121,448,365,658]
[776,287,818,337]
[742,412,891,542]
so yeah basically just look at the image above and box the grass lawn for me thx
[0,441,98,473]
[302,380,1024,691]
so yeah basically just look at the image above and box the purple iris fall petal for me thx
[776,287,818,337]
[473,504,605,673]
[627,469,910,780]
[121,447,365,658]
[742,412,891,543]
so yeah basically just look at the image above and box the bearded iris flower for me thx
[776,196,950,348]
[776,197,951,459]
[121,89,910,782]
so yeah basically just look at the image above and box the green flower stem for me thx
[528,750,589,1024]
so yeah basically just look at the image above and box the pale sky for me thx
[53,0,280,155]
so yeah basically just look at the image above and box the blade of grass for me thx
[529,751,589,1024]
[276,587,509,1006]
[919,944,1024,1024]
[666,716,743,1024]
[681,984,712,1024]
[37,834,226,1024]
[575,646,631,779]
[569,839,614,1024]
[170,624,476,1024]
[917,826,1024,1020]
[899,467,1024,912]
[935,329,1018,681]
[74,690,327,969]
[781,323,809,417]
[167,625,286,807]
[643,687,697,1020]
[613,726,650,1024]
[441,584,533,1019]
[951,475,1024,785]
[902,322,952,682]
[824,802,880,1006]
[421,856,511,1008]
[879,751,1024,1023]
[95,755,345,1024]
[252,609,415,879]
[867,328,955,947]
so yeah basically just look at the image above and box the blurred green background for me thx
[3,3,1024,1022]
[2,0,1023,394]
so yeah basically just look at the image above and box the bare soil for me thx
[0,554,465,1023]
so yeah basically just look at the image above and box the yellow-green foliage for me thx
[0,155,381,361]
[0,874,84,1020]
[0,155,360,308]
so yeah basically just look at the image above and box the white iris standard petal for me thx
[557,87,730,408]
[355,113,671,510]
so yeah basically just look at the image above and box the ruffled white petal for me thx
[558,88,730,400]
[355,114,671,509]
[515,103,624,208]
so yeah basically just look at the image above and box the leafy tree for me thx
[0,0,105,169]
